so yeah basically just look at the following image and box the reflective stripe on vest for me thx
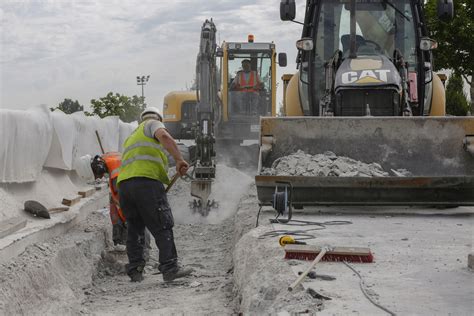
[121,154,164,168]
[122,141,163,156]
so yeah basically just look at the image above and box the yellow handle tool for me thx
[279,235,307,247]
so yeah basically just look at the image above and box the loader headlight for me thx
[420,37,438,51]
[296,38,314,51]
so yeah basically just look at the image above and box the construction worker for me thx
[230,59,263,114]
[75,153,150,253]
[230,59,263,92]
[117,107,193,283]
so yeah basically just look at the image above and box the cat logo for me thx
[341,69,390,84]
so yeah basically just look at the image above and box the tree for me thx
[445,73,470,116]
[425,0,474,112]
[87,92,145,122]
[51,98,83,114]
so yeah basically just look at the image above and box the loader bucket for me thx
[255,117,474,206]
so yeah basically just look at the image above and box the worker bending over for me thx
[117,107,193,283]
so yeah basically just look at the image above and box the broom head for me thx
[284,244,374,263]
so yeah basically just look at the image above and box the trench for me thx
[82,217,240,315]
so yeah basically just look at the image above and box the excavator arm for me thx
[190,19,218,215]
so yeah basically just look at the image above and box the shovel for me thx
[24,200,69,219]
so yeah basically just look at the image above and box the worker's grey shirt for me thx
[143,120,166,139]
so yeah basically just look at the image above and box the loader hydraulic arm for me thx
[191,19,218,214]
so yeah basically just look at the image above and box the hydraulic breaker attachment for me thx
[190,179,217,216]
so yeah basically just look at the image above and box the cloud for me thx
[0,0,305,110]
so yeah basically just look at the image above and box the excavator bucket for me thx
[256,117,474,206]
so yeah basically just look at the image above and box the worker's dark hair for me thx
[91,155,107,178]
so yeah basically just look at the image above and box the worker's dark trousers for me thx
[119,177,178,275]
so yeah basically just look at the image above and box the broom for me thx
[287,245,374,292]
[284,244,374,263]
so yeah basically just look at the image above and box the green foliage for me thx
[425,0,473,81]
[51,98,83,114]
[87,92,145,123]
[445,73,470,116]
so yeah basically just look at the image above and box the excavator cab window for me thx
[227,52,272,116]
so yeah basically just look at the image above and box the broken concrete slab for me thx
[261,150,412,177]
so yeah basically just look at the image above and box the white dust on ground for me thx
[167,164,253,224]
[261,150,412,177]
[0,168,88,221]
[79,164,253,314]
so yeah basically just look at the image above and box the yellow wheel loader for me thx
[163,33,287,167]
[256,0,474,211]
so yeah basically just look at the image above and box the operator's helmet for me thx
[75,154,94,181]
[140,107,163,122]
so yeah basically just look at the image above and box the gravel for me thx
[261,150,412,177]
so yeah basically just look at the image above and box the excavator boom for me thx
[191,19,218,215]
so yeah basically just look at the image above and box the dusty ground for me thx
[257,206,474,315]
[81,218,238,315]
[1,164,473,315]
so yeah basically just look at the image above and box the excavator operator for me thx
[230,59,263,92]
[230,59,263,115]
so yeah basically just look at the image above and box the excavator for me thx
[166,20,287,215]
[256,0,474,214]
[187,19,219,216]
[163,28,287,167]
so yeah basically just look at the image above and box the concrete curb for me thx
[0,191,108,264]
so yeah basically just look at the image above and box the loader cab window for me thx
[227,51,272,116]
[310,0,418,108]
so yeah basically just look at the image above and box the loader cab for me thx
[281,0,453,117]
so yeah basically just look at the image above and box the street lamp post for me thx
[136,75,150,105]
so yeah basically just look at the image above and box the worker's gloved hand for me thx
[176,159,189,176]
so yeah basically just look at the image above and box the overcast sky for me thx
[0,0,306,111]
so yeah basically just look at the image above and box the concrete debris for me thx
[261,150,412,177]
[189,281,202,288]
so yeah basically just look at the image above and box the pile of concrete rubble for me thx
[261,150,411,177]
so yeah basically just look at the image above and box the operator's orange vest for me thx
[238,71,258,91]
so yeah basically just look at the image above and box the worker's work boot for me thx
[128,266,144,282]
[162,266,194,283]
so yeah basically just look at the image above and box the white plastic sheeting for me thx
[0,105,53,183]
[44,110,79,170]
[71,112,119,160]
[0,106,136,183]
